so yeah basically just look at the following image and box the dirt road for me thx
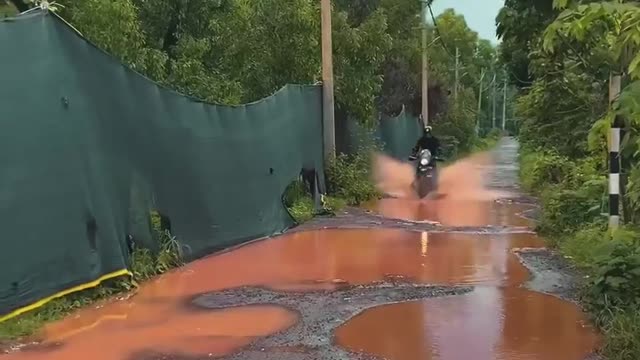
[2,138,600,360]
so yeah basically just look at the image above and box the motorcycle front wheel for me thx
[416,172,436,198]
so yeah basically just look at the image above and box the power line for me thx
[427,3,453,58]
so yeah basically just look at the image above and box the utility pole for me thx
[491,72,497,129]
[421,0,429,127]
[476,69,485,135]
[320,0,335,159]
[502,76,507,131]
[454,47,459,100]
[609,73,622,229]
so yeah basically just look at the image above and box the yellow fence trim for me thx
[0,269,132,323]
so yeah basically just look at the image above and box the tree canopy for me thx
[7,0,501,153]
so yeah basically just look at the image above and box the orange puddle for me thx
[3,305,295,360]
[364,197,535,228]
[2,199,595,360]
[336,287,599,360]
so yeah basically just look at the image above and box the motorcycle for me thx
[408,149,443,199]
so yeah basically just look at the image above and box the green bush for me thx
[519,148,575,194]
[520,149,606,240]
[283,178,346,223]
[537,185,605,239]
[586,238,640,314]
[134,211,184,281]
[471,130,501,152]
[326,150,380,205]
[560,225,609,270]
[322,195,347,213]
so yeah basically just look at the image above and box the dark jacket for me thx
[413,132,440,157]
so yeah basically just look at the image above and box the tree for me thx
[496,0,557,87]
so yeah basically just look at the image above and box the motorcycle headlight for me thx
[420,158,429,165]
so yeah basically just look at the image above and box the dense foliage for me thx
[8,0,503,138]
[501,0,640,358]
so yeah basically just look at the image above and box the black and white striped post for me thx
[609,74,622,229]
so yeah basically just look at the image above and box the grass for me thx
[0,211,183,343]
[284,178,347,223]
[598,309,640,360]
[0,282,127,342]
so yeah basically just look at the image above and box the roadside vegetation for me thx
[2,0,502,343]
[500,0,640,358]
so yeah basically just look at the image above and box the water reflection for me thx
[2,305,296,360]
[336,287,599,360]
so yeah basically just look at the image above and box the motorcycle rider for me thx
[410,121,441,197]
[412,124,440,160]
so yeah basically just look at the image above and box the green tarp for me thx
[377,109,423,160]
[0,11,324,316]
[335,107,422,160]
[0,10,422,317]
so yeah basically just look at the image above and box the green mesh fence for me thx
[336,107,422,159]
[0,10,424,318]
[0,11,324,317]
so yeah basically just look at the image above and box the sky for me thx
[431,0,504,43]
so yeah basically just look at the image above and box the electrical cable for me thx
[427,3,454,58]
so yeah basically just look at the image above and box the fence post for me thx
[609,73,622,229]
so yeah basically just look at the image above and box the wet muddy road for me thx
[2,138,600,360]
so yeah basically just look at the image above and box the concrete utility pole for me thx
[454,47,459,100]
[502,76,507,131]
[491,72,497,129]
[320,0,335,159]
[420,0,430,127]
[609,73,622,229]
[476,69,485,135]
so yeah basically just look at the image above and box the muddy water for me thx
[341,141,597,360]
[4,305,296,360]
[336,287,599,360]
[335,202,597,359]
[1,229,538,360]
[4,225,595,360]
[364,197,535,227]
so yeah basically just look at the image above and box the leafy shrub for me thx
[519,148,575,194]
[322,195,347,213]
[561,225,608,270]
[284,179,310,208]
[326,150,380,205]
[520,149,606,239]
[283,179,346,223]
[130,211,184,282]
[283,178,317,223]
[472,129,501,152]
[586,238,640,314]
[537,185,605,238]
[288,196,315,223]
